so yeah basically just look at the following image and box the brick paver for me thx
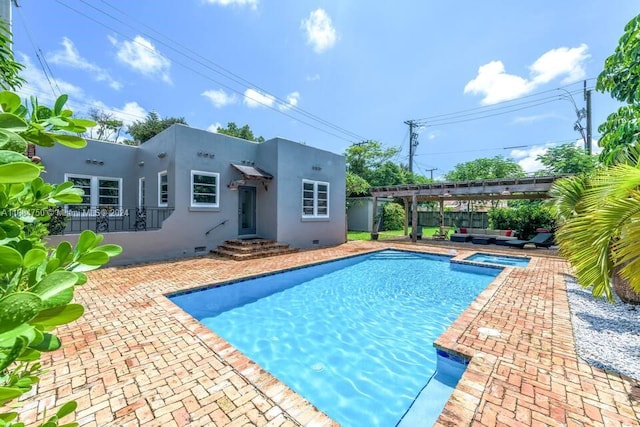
[14,240,640,426]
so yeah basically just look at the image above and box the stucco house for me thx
[42,124,346,265]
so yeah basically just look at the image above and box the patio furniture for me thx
[505,232,554,249]
[432,228,450,240]
[410,225,423,240]
[472,236,494,245]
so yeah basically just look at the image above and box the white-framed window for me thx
[138,177,145,208]
[64,174,122,213]
[191,170,219,208]
[302,179,329,218]
[158,171,168,207]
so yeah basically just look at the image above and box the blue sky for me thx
[9,1,638,178]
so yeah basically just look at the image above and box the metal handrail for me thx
[205,219,228,236]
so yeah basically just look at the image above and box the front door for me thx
[238,186,256,235]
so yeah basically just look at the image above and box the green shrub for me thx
[0,91,121,426]
[488,200,555,239]
[380,202,405,230]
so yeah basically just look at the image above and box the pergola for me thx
[369,175,564,242]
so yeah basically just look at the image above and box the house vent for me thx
[194,246,207,253]
[312,240,320,245]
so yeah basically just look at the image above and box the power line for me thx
[414,138,578,157]
[51,0,369,144]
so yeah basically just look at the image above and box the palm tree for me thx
[549,164,640,302]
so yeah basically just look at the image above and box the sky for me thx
[7,1,639,178]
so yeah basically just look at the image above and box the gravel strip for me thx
[566,278,640,380]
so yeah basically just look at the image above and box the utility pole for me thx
[584,80,592,155]
[424,167,437,180]
[404,120,420,173]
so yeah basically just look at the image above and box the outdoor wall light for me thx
[138,161,145,167]
[197,152,215,158]
[312,165,322,171]
[443,190,452,197]
[501,187,511,196]
[85,159,104,165]
[157,152,167,158]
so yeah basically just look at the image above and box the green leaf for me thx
[77,250,108,265]
[30,271,78,301]
[0,162,40,184]
[69,118,95,127]
[0,411,19,422]
[38,287,73,310]
[53,94,68,116]
[0,91,22,113]
[46,116,69,127]
[76,230,97,254]
[30,304,84,327]
[0,149,30,165]
[75,272,87,285]
[0,336,28,371]
[23,130,55,147]
[55,241,72,263]
[0,292,42,334]
[23,248,46,269]
[50,134,87,149]
[0,113,28,132]
[94,244,122,257]
[0,221,21,238]
[16,347,40,361]
[30,332,61,352]
[56,400,77,418]
[45,258,61,273]
[0,128,27,152]
[0,246,22,273]
[0,387,23,405]
[0,324,36,347]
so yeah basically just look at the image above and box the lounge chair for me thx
[505,232,554,249]
[410,225,423,240]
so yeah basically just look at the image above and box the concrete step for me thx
[213,238,298,260]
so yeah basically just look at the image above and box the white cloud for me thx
[203,0,258,9]
[110,35,172,84]
[530,44,589,85]
[301,9,337,54]
[17,53,84,105]
[465,45,590,105]
[279,91,300,111]
[510,145,550,173]
[202,89,237,108]
[49,37,122,90]
[207,122,223,133]
[306,73,320,81]
[243,88,275,108]
[90,100,147,127]
[464,61,533,105]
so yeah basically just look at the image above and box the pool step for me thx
[213,239,299,261]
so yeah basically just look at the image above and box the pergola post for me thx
[439,198,445,236]
[403,197,409,236]
[371,196,378,239]
[411,194,418,243]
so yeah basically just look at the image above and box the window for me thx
[65,174,122,213]
[191,170,219,208]
[302,179,329,218]
[158,171,168,207]
[138,177,145,208]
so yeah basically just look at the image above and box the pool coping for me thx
[14,241,640,426]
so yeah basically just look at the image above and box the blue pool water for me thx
[465,253,530,267]
[169,250,500,426]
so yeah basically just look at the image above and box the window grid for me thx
[191,171,219,207]
[302,180,330,218]
[158,171,168,207]
[64,174,122,213]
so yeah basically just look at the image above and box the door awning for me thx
[230,163,273,181]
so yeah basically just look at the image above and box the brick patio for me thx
[15,241,640,426]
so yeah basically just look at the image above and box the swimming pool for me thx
[169,250,501,426]
[465,253,530,267]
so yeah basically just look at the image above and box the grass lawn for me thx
[348,227,441,241]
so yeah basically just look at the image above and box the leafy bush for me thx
[0,91,121,426]
[488,200,555,239]
[380,202,405,230]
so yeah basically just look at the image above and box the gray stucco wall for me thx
[346,197,374,231]
[45,126,346,265]
[271,138,346,248]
